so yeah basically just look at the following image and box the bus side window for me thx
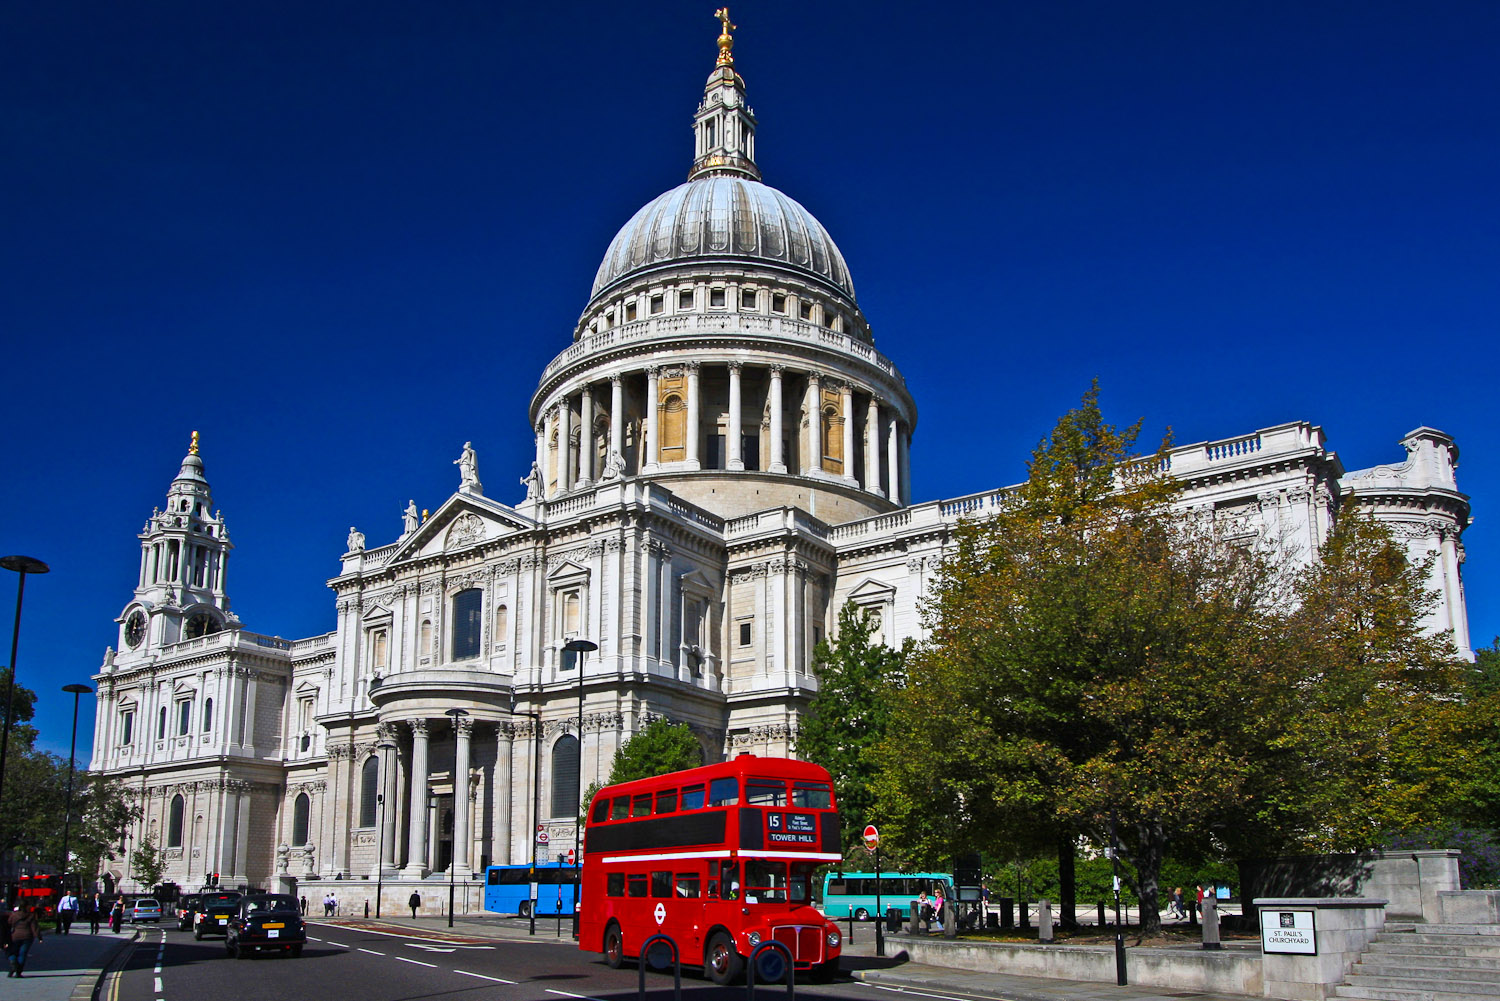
[675,873,700,898]
[487,870,502,885]
[590,799,609,823]
[627,874,648,898]
[707,881,719,899]
[607,873,624,897]
[632,794,653,817]
[655,789,677,814]
[681,784,706,810]
[651,872,673,898]
[708,777,739,806]
[827,879,847,894]
[611,796,629,820]
[746,781,786,806]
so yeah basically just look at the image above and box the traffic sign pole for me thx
[863,825,885,958]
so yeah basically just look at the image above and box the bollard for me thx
[1190,898,1199,926]
[364,901,369,919]
[986,912,998,930]
[846,914,855,946]
[638,933,681,1001]
[1097,901,1106,927]
[1019,899,1030,929]
[943,901,956,939]
[999,897,1014,929]
[1201,895,1221,950]
[746,940,795,1001]
[1038,899,1053,943]
[908,899,921,934]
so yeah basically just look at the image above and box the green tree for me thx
[70,776,141,889]
[800,602,908,856]
[607,718,703,784]
[0,669,68,863]
[130,837,166,889]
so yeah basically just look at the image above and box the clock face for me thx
[184,613,219,640]
[125,611,146,649]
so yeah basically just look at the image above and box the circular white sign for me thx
[536,831,549,844]
[654,902,666,925]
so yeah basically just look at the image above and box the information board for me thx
[1261,908,1317,955]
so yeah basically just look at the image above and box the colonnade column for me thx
[866,396,884,497]
[558,400,573,492]
[404,719,429,876]
[727,362,744,470]
[898,424,911,507]
[379,729,398,868]
[806,371,822,475]
[685,361,701,468]
[452,717,472,875]
[608,375,623,476]
[840,382,856,484]
[579,386,594,486]
[768,365,786,473]
[545,408,558,496]
[644,367,660,472]
[887,417,901,507]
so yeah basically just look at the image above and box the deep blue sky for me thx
[4,1,1496,759]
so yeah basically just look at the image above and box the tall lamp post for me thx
[0,556,49,823]
[443,707,468,929]
[60,684,93,891]
[561,638,597,938]
[375,736,394,918]
[509,698,542,936]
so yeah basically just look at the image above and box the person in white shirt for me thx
[55,891,79,935]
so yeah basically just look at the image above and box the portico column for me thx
[379,728,398,868]
[644,367,660,471]
[840,382,856,484]
[608,375,624,475]
[685,361,701,469]
[866,396,884,497]
[898,423,911,506]
[887,417,901,506]
[806,371,822,475]
[452,717,472,874]
[558,397,573,492]
[579,386,594,486]
[727,362,744,470]
[404,719,430,876]
[768,365,786,473]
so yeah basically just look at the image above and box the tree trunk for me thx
[1057,834,1077,928]
[1134,820,1165,936]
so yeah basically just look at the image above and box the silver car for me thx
[129,898,163,923]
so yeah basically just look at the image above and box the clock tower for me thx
[114,431,238,664]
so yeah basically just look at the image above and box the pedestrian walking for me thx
[83,894,101,934]
[1170,887,1185,920]
[299,896,308,916]
[56,888,79,934]
[109,898,124,933]
[7,903,44,977]
[322,893,332,917]
[329,893,338,916]
[408,890,421,919]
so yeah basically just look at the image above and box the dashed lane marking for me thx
[396,957,438,968]
[326,941,350,948]
[154,978,163,992]
[307,936,322,942]
[863,985,988,1001]
[546,990,611,1001]
[455,970,516,984]
[358,948,386,956]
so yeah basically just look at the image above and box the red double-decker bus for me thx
[16,874,62,917]
[579,754,844,984]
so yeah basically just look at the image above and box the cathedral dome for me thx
[589,176,855,303]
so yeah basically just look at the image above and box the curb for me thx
[73,931,141,1001]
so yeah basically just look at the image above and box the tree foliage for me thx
[607,718,703,785]
[801,602,908,856]
[130,837,166,889]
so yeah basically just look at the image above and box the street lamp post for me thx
[509,698,542,936]
[0,556,50,823]
[561,638,596,939]
[444,707,468,929]
[375,734,394,919]
[60,684,93,891]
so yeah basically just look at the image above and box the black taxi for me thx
[225,894,305,959]
[192,891,244,939]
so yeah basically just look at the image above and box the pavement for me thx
[6,911,1257,1001]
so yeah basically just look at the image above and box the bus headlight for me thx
[747,931,762,946]
[827,931,841,947]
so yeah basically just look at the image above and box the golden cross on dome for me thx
[715,7,736,66]
[189,430,200,455]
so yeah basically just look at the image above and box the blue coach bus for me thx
[483,863,580,918]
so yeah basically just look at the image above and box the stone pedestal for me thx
[1256,897,1387,1001]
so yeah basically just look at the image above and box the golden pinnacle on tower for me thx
[189,430,200,455]
[715,7,735,67]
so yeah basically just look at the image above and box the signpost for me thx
[1262,909,1317,955]
[864,825,885,957]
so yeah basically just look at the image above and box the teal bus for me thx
[820,872,953,920]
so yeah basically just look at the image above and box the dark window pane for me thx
[742,434,759,471]
[681,785,706,810]
[360,757,379,827]
[675,873,700,899]
[655,790,677,814]
[746,782,786,806]
[451,589,483,660]
[590,799,609,823]
[708,777,738,807]
[611,796,629,820]
[627,874,648,898]
[550,735,580,817]
[652,871,673,898]
[632,794,653,817]
[607,873,624,897]
[292,793,310,845]
[792,783,832,809]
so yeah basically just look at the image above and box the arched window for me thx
[823,405,844,474]
[451,589,482,660]
[158,707,167,740]
[660,394,686,460]
[292,792,311,846]
[168,794,185,848]
[202,697,213,732]
[420,619,433,656]
[359,757,379,828]
[494,604,508,649]
[550,734,580,818]
[372,629,389,670]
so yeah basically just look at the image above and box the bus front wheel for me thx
[706,933,743,986]
[853,908,870,921]
[518,901,532,919]
[603,923,624,969]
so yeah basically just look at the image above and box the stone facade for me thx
[89,28,1471,900]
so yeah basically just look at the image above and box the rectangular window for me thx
[632,794,653,817]
[610,796,629,820]
[746,781,786,806]
[742,434,759,471]
[627,874,648,898]
[679,289,694,310]
[607,873,625,897]
[792,782,833,809]
[120,711,135,745]
[813,626,823,645]
[706,433,725,470]
[650,294,664,314]
[655,789,677,814]
[590,799,609,823]
[177,700,191,736]
[675,873,700,898]
[772,293,787,314]
[738,622,752,647]
[651,871,673,898]
[451,588,483,660]
[681,784,706,810]
[710,288,726,307]
[799,301,813,321]
[740,288,757,309]
[824,311,838,329]
[625,302,638,322]
[708,777,739,807]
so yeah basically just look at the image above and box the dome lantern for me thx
[689,8,760,183]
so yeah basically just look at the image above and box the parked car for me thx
[225,894,305,959]
[177,894,202,931]
[129,898,163,924]
[193,891,244,939]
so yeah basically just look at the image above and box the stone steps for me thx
[1367,940,1500,959]
[1359,958,1500,980]
[1335,973,1500,1000]
[1332,921,1500,1001]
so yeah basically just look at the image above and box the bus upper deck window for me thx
[655,789,678,814]
[590,799,609,823]
[708,777,739,806]
[746,781,786,806]
[792,782,832,809]
[610,796,629,820]
[681,784,706,810]
[632,794,653,817]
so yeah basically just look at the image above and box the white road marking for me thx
[326,940,350,948]
[455,970,515,984]
[396,957,438,968]
[154,978,162,992]
[306,936,322,942]
[546,990,611,1001]
[407,944,456,952]
[358,948,386,956]
[866,985,979,1001]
